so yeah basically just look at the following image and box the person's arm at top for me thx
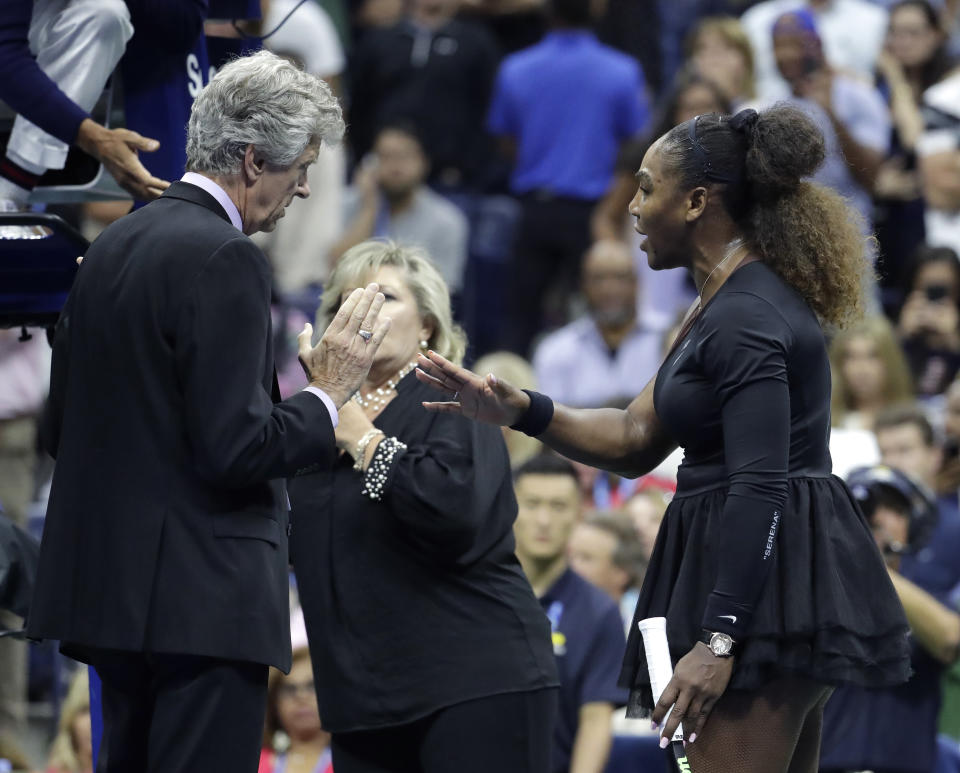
[416,350,677,479]
[0,1,169,200]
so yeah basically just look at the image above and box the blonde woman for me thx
[688,16,757,108]
[829,315,914,431]
[287,241,558,773]
[45,670,92,773]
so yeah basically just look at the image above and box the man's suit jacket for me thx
[26,182,336,671]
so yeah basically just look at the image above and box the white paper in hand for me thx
[638,616,684,742]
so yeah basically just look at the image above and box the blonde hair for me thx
[688,16,756,100]
[829,315,914,426]
[320,240,467,365]
[46,669,90,773]
[474,351,541,468]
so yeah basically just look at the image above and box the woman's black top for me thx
[655,261,834,637]
[620,260,911,712]
[287,374,558,733]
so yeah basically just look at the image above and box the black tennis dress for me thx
[620,261,912,716]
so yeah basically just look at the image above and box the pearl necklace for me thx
[352,360,418,411]
[698,237,746,311]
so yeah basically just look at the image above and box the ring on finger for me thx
[358,329,373,342]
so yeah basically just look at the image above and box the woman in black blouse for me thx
[417,106,911,770]
[287,240,558,773]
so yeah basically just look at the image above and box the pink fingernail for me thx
[690,733,697,744]
[489,374,498,385]
[659,737,669,749]
[650,721,658,731]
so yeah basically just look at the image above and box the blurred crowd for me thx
[3,0,960,769]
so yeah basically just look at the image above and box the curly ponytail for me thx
[661,104,871,328]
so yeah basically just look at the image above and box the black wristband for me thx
[509,389,555,437]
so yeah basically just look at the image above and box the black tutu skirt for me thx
[620,474,912,718]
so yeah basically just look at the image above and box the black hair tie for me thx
[729,108,759,134]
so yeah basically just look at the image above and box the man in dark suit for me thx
[26,51,389,772]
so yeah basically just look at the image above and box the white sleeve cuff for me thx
[303,386,339,428]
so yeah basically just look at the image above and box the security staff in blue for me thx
[512,455,628,773]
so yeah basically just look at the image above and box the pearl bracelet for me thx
[361,436,407,501]
[353,428,385,472]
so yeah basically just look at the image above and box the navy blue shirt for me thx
[487,30,649,200]
[541,568,628,773]
[901,495,960,604]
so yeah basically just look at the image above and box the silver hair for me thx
[319,240,468,365]
[186,50,345,176]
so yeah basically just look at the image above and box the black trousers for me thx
[503,194,597,357]
[331,688,558,773]
[88,648,268,773]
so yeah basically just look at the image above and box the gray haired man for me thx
[27,51,389,772]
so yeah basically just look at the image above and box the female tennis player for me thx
[416,105,911,771]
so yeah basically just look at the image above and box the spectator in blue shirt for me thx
[0,0,168,211]
[513,454,628,773]
[487,0,649,356]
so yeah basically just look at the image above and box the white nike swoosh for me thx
[718,615,737,624]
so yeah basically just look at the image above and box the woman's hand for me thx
[652,642,734,746]
[415,350,531,426]
[334,400,375,453]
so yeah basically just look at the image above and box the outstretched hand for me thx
[77,119,170,201]
[652,643,733,747]
[415,350,530,426]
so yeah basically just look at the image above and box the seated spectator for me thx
[762,9,890,235]
[568,510,647,632]
[473,351,542,468]
[592,69,730,331]
[260,646,332,773]
[741,0,888,102]
[875,403,960,599]
[821,464,959,773]
[329,123,469,292]
[513,454,627,773]
[348,0,500,192]
[0,0,166,215]
[829,315,914,432]
[873,0,956,296]
[487,0,650,355]
[917,68,960,253]
[623,487,671,562]
[532,240,662,407]
[898,245,960,398]
[45,669,92,773]
[687,16,757,109]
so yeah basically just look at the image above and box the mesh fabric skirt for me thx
[620,474,912,717]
